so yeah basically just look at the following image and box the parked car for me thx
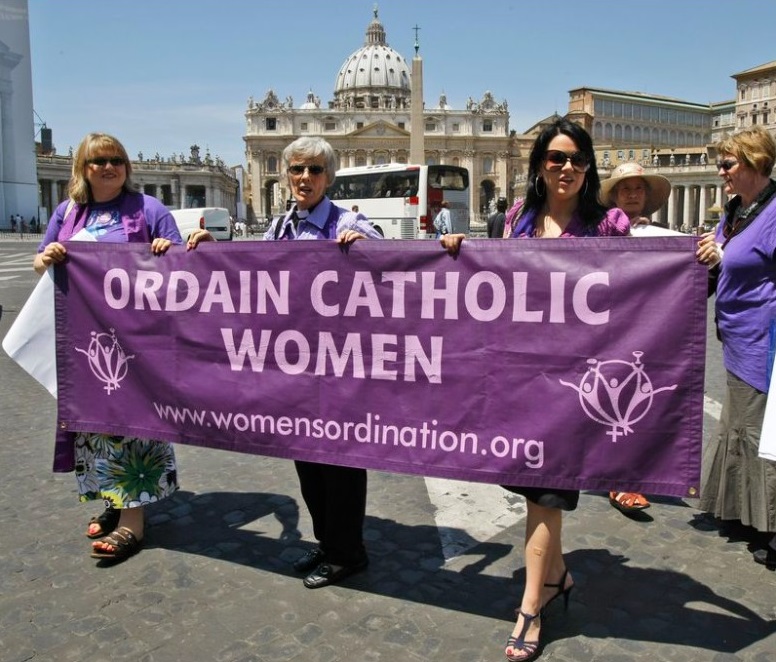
[170,207,233,241]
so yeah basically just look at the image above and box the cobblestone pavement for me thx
[1,239,774,662]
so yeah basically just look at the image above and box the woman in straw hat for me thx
[600,162,672,232]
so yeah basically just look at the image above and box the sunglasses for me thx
[88,157,126,167]
[544,150,591,173]
[288,164,325,176]
[715,159,738,172]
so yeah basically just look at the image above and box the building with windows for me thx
[35,143,239,225]
[243,8,515,223]
[733,60,776,130]
[564,68,776,231]
[567,87,714,166]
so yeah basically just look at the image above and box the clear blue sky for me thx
[29,0,776,168]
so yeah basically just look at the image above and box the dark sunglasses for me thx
[544,150,590,173]
[88,157,126,167]
[715,159,738,172]
[288,164,325,176]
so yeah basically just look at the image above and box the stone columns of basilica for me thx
[699,185,708,228]
[682,186,693,232]
[49,180,58,213]
[667,186,677,230]
[661,183,727,231]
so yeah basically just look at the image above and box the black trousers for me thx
[294,460,368,566]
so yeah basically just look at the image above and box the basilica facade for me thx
[243,9,515,223]
[242,7,776,233]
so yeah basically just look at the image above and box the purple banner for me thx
[54,237,707,497]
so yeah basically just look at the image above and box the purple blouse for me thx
[510,206,631,238]
[265,197,382,241]
[714,195,776,392]
[39,192,182,251]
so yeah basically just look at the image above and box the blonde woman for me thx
[35,132,209,563]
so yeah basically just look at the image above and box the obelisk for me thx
[409,25,424,164]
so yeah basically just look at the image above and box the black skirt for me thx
[501,485,579,511]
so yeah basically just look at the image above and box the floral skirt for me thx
[74,432,178,509]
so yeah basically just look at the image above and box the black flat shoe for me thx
[303,558,368,589]
[293,548,325,573]
[753,547,776,569]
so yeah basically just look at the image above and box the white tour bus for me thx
[327,163,470,238]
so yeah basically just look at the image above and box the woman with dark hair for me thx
[501,119,621,239]
[441,119,630,661]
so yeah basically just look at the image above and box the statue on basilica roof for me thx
[481,91,495,110]
[259,89,280,110]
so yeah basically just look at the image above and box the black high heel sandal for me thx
[505,609,540,662]
[542,569,574,613]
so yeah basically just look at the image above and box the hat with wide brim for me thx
[600,162,671,216]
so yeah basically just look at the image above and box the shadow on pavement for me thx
[542,548,776,654]
[147,490,776,655]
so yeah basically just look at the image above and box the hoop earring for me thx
[534,177,546,197]
[582,179,589,198]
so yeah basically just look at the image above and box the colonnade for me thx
[654,182,727,232]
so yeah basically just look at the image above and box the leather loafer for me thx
[303,558,369,589]
[753,547,776,569]
[293,548,325,573]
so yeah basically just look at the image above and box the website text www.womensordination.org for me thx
[152,402,544,468]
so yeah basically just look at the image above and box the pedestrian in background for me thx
[34,132,210,564]
[696,125,776,569]
[433,200,452,237]
[441,119,630,662]
[487,196,508,238]
[265,136,382,588]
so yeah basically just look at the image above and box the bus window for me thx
[328,164,468,239]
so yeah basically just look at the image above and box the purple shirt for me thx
[39,192,182,251]
[511,206,631,238]
[265,197,382,241]
[42,191,182,474]
[714,197,776,392]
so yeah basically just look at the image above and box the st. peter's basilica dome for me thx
[332,8,411,110]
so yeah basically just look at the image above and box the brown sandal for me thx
[90,526,143,561]
[609,491,650,513]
